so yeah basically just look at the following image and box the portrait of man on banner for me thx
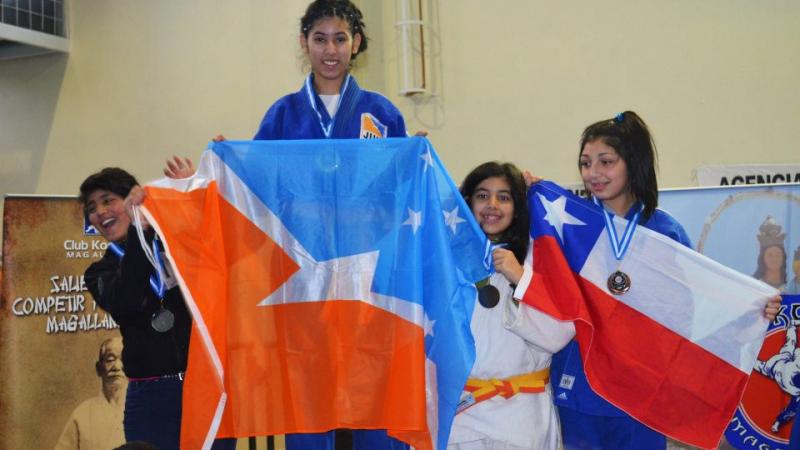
[1,196,125,449]
[54,337,127,450]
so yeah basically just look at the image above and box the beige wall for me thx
[378,1,800,188]
[1,0,799,236]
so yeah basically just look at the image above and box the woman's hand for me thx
[413,130,429,137]
[765,295,782,322]
[163,156,196,179]
[522,170,542,188]
[493,247,523,285]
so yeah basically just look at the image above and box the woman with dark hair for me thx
[155,2,417,448]
[165,0,416,186]
[754,216,788,290]
[252,0,407,141]
[256,3,410,449]
[554,112,693,449]
[80,168,235,450]
[459,162,530,263]
[527,111,782,449]
[449,162,573,450]
[578,111,660,220]
[788,247,800,295]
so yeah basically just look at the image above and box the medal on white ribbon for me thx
[594,198,641,296]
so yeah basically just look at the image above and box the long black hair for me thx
[579,110,659,220]
[460,162,530,264]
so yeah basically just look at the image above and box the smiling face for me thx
[301,16,362,94]
[470,176,514,240]
[86,189,130,242]
[579,139,634,216]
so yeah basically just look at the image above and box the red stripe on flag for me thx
[523,236,747,449]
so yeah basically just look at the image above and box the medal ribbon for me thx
[304,73,351,138]
[593,197,642,262]
[108,235,166,299]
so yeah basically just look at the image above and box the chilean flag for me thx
[519,181,778,449]
[139,138,490,450]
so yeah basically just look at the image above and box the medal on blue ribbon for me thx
[477,242,511,308]
[148,240,175,332]
[594,198,641,295]
[109,237,175,332]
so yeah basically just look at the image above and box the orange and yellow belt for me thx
[464,367,550,404]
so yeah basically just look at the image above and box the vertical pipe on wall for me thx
[395,0,427,96]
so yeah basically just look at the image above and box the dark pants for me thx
[124,377,236,450]
[559,406,666,450]
[285,429,409,450]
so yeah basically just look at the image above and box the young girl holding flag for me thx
[525,111,781,449]
[451,162,574,450]
[165,2,414,448]
[80,168,236,450]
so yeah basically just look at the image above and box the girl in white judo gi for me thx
[449,161,575,450]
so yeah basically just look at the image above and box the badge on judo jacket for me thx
[360,113,387,139]
[559,374,575,390]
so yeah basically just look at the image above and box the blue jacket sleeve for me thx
[253,101,284,140]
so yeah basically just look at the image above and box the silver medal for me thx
[151,307,175,332]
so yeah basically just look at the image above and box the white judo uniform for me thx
[448,269,575,450]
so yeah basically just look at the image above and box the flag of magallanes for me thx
[519,181,778,449]
[139,137,491,450]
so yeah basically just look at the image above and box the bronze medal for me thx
[607,270,631,295]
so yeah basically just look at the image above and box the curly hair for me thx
[300,0,368,59]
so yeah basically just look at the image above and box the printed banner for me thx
[660,183,800,450]
[695,164,800,187]
[0,196,125,450]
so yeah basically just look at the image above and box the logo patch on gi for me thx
[559,374,575,390]
[726,297,800,449]
[360,113,388,139]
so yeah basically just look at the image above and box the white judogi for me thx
[448,269,575,450]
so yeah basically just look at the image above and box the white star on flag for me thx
[424,312,436,338]
[403,208,422,234]
[443,207,466,234]
[538,193,586,241]
[420,149,434,171]
[205,160,425,326]
[257,240,423,326]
